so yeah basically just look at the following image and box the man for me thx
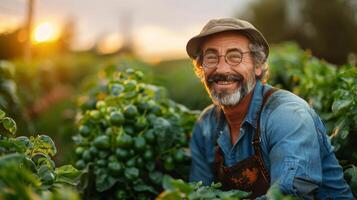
[186,18,354,199]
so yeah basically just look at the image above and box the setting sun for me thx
[32,22,59,43]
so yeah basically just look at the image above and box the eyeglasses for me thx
[201,49,252,69]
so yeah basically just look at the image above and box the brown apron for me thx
[213,88,278,199]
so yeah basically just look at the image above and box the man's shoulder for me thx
[192,104,219,139]
[263,88,311,114]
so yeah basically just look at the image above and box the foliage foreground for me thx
[0,43,356,199]
[74,68,199,199]
[0,109,80,199]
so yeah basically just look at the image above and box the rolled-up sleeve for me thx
[189,122,214,185]
[265,102,322,196]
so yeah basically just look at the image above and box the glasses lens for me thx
[226,51,242,66]
[203,53,218,68]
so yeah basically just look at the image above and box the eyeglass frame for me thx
[199,48,253,69]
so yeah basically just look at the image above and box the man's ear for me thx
[255,65,262,77]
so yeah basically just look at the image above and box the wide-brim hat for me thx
[186,18,269,60]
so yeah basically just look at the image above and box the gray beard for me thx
[208,81,255,106]
[210,87,243,106]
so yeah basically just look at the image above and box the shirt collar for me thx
[214,81,270,148]
[215,82,264,155]
[245,80,266,129]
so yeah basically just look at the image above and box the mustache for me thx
[207,73,244,84]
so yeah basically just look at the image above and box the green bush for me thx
[0,109,81,199]
[74,68,199,200]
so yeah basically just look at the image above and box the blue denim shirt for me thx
[189,81,354,199]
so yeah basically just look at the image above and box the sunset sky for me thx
[0,0,253,60]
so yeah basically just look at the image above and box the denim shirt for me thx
[189,81,354,199]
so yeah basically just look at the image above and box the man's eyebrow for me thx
[227,48,243,52]
[203,48,218,54]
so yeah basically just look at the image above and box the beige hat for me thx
[186,18,269,60]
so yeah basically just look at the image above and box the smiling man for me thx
[186,18,353,199]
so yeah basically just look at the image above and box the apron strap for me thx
[252,87,279,183]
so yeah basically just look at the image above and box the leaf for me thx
[1,117,17,136]
[32,152,52,165]
[149,171,163,185]
[162,175,174,191]
[37,164,55,185]
[0,109,5,119]
[210,182,222,188]
[0,138,27,153]
[31,135,57,157]
[154,117,172,132]
[95,167,118,192]
[40,186,81,200]
[162,175,194,194]
[55,165,81,186]
[39,135,57,155]
[218,190,251,200]
[332,99,352,113]
[77,163,93,193]
[344,165,357,196]
[133,180,158,194]
[0,153,36,172]
[156,191,182,200]
[340,129,349,139]
[0,160,41,199]
[16,136,33,149]
[266,186,298,200]
[188,186,218,200]
[171,179,194,194]
[146,161,155,172]
[266,186,284,200]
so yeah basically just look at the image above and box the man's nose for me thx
[215,56,231,74]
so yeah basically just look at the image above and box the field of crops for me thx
[0,43,356,199]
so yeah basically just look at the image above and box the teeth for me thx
[216,81,235,85]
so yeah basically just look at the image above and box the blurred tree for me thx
[58,17,76,53]
[0,29,26,59]
[0,17,77,60]
[238,0,357,65]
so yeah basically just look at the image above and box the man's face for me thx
[200,31,262,106]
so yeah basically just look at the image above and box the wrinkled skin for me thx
[200,31,262,106]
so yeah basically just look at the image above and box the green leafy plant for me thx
[268,44,357,197]
[344,165,357,197]
[0,108,81,199]
[156,176,298,200]
[156,175,250,200]
[74,68,199,199]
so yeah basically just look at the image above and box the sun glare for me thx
[33,22,59,43]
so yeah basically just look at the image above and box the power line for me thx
[24,0,34,61]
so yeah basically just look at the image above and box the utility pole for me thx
[120,11,133,54]
[24,0,34,61]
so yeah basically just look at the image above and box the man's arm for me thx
[189,123,214,185]
[264,102,322,197]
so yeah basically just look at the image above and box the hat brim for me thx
[186,27,269,60]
